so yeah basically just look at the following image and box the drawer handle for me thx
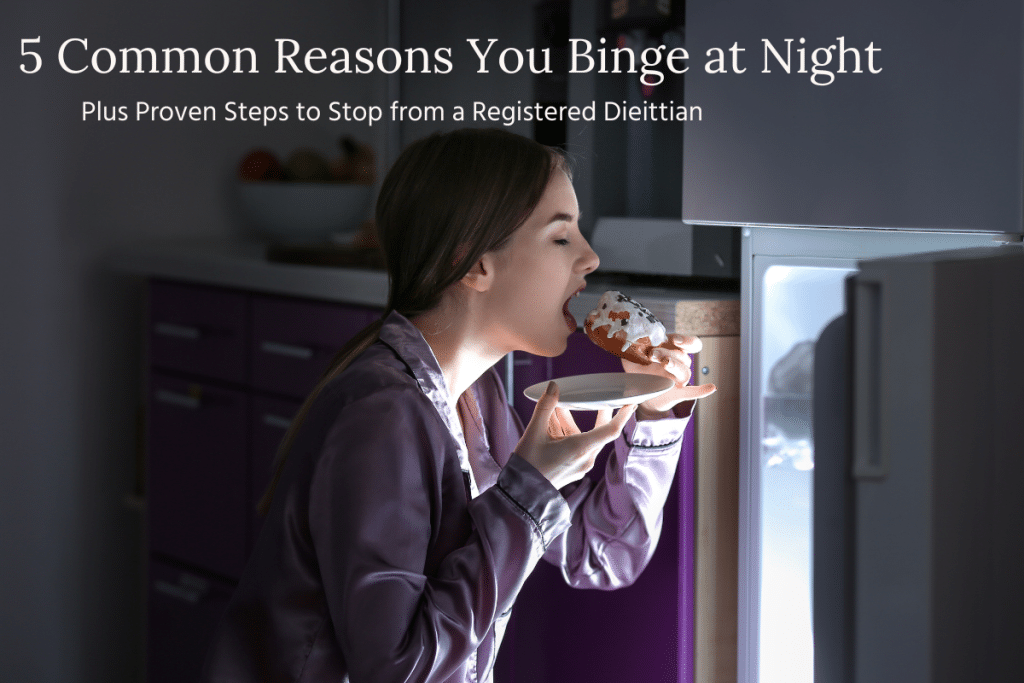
[154,322,201,340]
[260,340,314,360]
[152,578,207,604]
[262,413,293,430]
[155,389,200,410]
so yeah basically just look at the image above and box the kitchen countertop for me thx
[109,239,390,309]
[109,239,739,337]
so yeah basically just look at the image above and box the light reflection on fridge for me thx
[756,262,855,683]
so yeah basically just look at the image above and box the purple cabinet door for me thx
[149,280,248,384]
[552,331,623,378]
[147,558,234,683]
[552,330,625,439]
[498,434,694,683]
[496,331,696,683]
[251,296,381,399]
[248,394,301,554]
[511,331,623,427]
[148,373,248,579]
[510,352,553,427]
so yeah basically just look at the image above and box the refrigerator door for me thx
[849,246,1024,683]
[741,227,1005,683]
[812,312,854,683]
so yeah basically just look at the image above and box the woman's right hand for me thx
[515,381,636,490]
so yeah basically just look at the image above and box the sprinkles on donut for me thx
[584,291,668,365]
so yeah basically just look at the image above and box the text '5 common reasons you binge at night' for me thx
[82,100,705,126]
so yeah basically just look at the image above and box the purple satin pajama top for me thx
[201,311,691,683]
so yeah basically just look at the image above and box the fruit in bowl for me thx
[238,149,285,181]
[331,137,376,184]
[236,138,377,243]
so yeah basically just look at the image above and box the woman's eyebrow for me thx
[545,212,576,226]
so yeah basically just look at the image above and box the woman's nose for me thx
[578,239,600,274]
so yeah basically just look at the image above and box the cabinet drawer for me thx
[250,295,379,398]
[147,558,234,683]
[148,373,248,579]
[248,394,301,554]
[149,281,247,384]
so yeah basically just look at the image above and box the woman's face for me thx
[480,169,600,357]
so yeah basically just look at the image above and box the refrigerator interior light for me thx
[757,262,854,683]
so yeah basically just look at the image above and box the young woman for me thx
[201,128,716,683]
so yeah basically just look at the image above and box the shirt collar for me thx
[377,311,478,494]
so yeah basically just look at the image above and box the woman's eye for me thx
[554,238,570,246]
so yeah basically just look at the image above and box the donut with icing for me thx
[584,291,668,365]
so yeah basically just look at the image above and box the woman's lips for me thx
[563,286,585,331]
[563,302,576,331]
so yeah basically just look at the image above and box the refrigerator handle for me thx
[852,277,889,479]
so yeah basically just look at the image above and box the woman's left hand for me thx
[621,334,717,420]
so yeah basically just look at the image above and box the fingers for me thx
[650,348,693,385]
[554,407,581,435]
[593,407,613,429]
[676,383,717,400]
[540,380,560,407]
[651,348,687,370]
[548,406,581,439]
[666,334,703,354]
[637,379,719,414]
[526,381,560,440]
[547,411,564,439]
[577,403,636,450]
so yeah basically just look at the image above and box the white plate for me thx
[523,373,674,411]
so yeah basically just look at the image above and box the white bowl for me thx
[237,183,374,243]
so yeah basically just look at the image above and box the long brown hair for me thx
[258,128,566,514]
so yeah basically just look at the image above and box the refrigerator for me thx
[739,227,1023,683]
[679,1,1024,681]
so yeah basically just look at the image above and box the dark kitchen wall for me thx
[399,0,687,235]
[399,0,537,145]
[0,2,388,681]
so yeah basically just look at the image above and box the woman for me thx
[201,128,716,683]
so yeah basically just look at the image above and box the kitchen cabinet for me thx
[148,373,249,579]
[399,0,685,232]
[144,279,380,681]
[682,0,1024,233]
[147,559,235,683]
[498,330,693,683]
[250,295,379,399]
[248,394,302,552]
[564,0,686,231]
[149,281,247,384]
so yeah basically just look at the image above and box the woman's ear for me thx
[461,253,495,293]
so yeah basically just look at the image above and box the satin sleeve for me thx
[309,386,570,683]
[540,404,693,589]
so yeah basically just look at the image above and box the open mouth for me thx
[563,284,585,331]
